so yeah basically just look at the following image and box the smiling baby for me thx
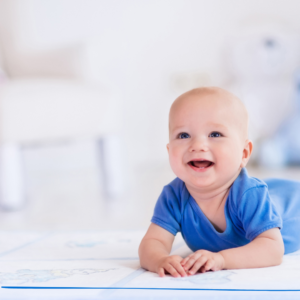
[139,87,300,277]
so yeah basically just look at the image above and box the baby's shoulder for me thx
[161,177,189,207]
[230,168,268,204]
[163,177,185,198]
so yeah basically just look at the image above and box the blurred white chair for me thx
[0,78,123,209]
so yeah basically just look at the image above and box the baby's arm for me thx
[139,223,187,277]
[181,228,284,275]
[220,227,284,269]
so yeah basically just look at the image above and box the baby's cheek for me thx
[168,150,179,168]
[221,146,242,167]
[168,149,183,173]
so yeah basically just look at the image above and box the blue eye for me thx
[178,132,190,139]
[209,132,222,138]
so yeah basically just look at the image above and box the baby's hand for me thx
[157,255,187,278]
[181,250,225,275]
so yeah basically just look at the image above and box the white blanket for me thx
[0,230,300,291]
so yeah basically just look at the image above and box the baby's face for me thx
[167,89,252,192]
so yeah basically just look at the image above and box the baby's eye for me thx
[178,132,190,139]
[209,132,222,138]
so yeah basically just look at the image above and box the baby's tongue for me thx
[193,161,211,168]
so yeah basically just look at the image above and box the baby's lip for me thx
[188,159,214,169]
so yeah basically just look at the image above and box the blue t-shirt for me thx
[151,168,300,254]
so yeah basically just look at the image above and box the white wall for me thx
[1,0,300,168]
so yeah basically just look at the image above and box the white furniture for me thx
[0,79,123,209]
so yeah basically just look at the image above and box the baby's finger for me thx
[171,261,187,277]
[188,256,208,275]
[201,259,214,273]
[165,264,181,278]
[183,253,202,271]
[181,254,193,265]
[158,268,165,277]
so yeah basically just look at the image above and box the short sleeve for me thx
[151,185,182,236]
[237,186,283,241]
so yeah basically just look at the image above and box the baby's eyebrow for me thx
[207,123,228,130]
[171,123,228,132]
[169,125,189,133]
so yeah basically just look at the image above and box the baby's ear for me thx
[240,140,253,168]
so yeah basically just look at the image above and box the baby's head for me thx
[167,87,252,192]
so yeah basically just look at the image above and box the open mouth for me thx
[188,159,214,169]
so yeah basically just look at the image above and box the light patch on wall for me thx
[170,72,211,94]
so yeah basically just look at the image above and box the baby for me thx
[139,87,300,277]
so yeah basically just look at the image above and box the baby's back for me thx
[265,178,300,254]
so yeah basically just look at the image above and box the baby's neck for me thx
[186,183,232,233]
[188,184,230,211]
[185,173,239,213]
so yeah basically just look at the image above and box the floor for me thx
[0,150,300,232]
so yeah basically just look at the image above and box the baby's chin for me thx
[178,174,217,190]
[182,170,232,188]
[184,169,241,192]
[186,177,216,189]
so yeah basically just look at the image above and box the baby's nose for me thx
[189,138,209,152]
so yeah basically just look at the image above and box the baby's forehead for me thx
[169,88,248,138]
[171,88,238,111]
